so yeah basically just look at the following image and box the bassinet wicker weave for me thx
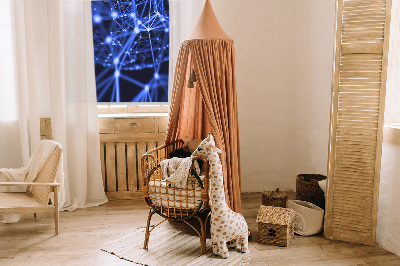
[141,140,210,254]
[296,174,326,210]
[256,205,296,247]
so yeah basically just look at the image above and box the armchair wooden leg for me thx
[144,209,155,249]
[54,186,59,235]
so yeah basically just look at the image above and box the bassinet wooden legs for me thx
[193,215,207,255]
[144,209,210,254]
[144,209,155,249]
[185,212,211,255]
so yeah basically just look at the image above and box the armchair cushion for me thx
[0,193,42,208]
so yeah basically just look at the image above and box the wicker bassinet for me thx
[141,140,210,254]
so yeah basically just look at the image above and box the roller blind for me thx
[325,0,392,245]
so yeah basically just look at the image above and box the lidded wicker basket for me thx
[262,188,287,208]
[296,174,326,210]
[256,205,296,247]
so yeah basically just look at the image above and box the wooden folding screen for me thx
[325,0,392,245]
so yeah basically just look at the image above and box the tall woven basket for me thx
[296,174,326,210]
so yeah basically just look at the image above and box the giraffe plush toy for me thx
[192,133,248,258]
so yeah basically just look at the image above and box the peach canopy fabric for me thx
[166,39,242,213]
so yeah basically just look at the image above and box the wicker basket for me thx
[262,188,287,208]
[296,174,326,209]
[256,205,296,247]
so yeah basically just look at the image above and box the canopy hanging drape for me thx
[166,38,242,212]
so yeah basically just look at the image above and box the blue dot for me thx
[111,11,118,18]
[145,85,150,92]
[93,14,102,23]
[114,70,120,78]
[131,13,136,18]
[105,36,112,43]
[154,73,159,79]
[113,58,119,64]
[134,27,140,34]
[165,28,169,32]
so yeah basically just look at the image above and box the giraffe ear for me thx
[210,144,222,154]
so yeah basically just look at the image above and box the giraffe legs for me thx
[213,241,229,259]
[212,241,218,254]
[238,236,249,253]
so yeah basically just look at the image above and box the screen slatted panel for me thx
[325,0,392,245]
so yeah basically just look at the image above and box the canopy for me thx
[166,0,242,212]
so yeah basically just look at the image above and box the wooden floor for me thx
[1,193,399,266]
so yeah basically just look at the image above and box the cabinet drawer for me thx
[157,117,168,133]
[114,118,155,133]
[99,117,114,134]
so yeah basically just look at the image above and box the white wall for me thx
[212,0,297,191]
[377,142,400,256]
[294,1,335,178]
[211,0,335,191]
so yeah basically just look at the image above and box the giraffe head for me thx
[192,133,222,158]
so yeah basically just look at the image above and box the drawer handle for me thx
[129,123,138,127]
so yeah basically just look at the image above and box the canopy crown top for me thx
[187,0,231,40]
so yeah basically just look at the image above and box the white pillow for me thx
[318,179,327,194]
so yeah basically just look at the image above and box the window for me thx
[91,0,169,103]
[0,0,17,122]
[384,2,400,124]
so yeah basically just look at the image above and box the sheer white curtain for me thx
[168,0,204,101]
[0,0,24,169]
[0,0,107,211]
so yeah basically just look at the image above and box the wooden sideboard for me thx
[99,115,168,200]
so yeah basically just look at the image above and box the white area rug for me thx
[102,226,250,265]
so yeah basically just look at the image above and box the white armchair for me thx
[0,145,62,234]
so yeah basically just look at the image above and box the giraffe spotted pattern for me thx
[192,134,249,258]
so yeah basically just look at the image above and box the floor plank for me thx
[0,192,398,265]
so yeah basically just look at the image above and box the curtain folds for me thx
[1,0,107,211]
[168,0,205,103]
[166,39,242,212]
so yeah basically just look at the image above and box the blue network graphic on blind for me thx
[92,0,169,102]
